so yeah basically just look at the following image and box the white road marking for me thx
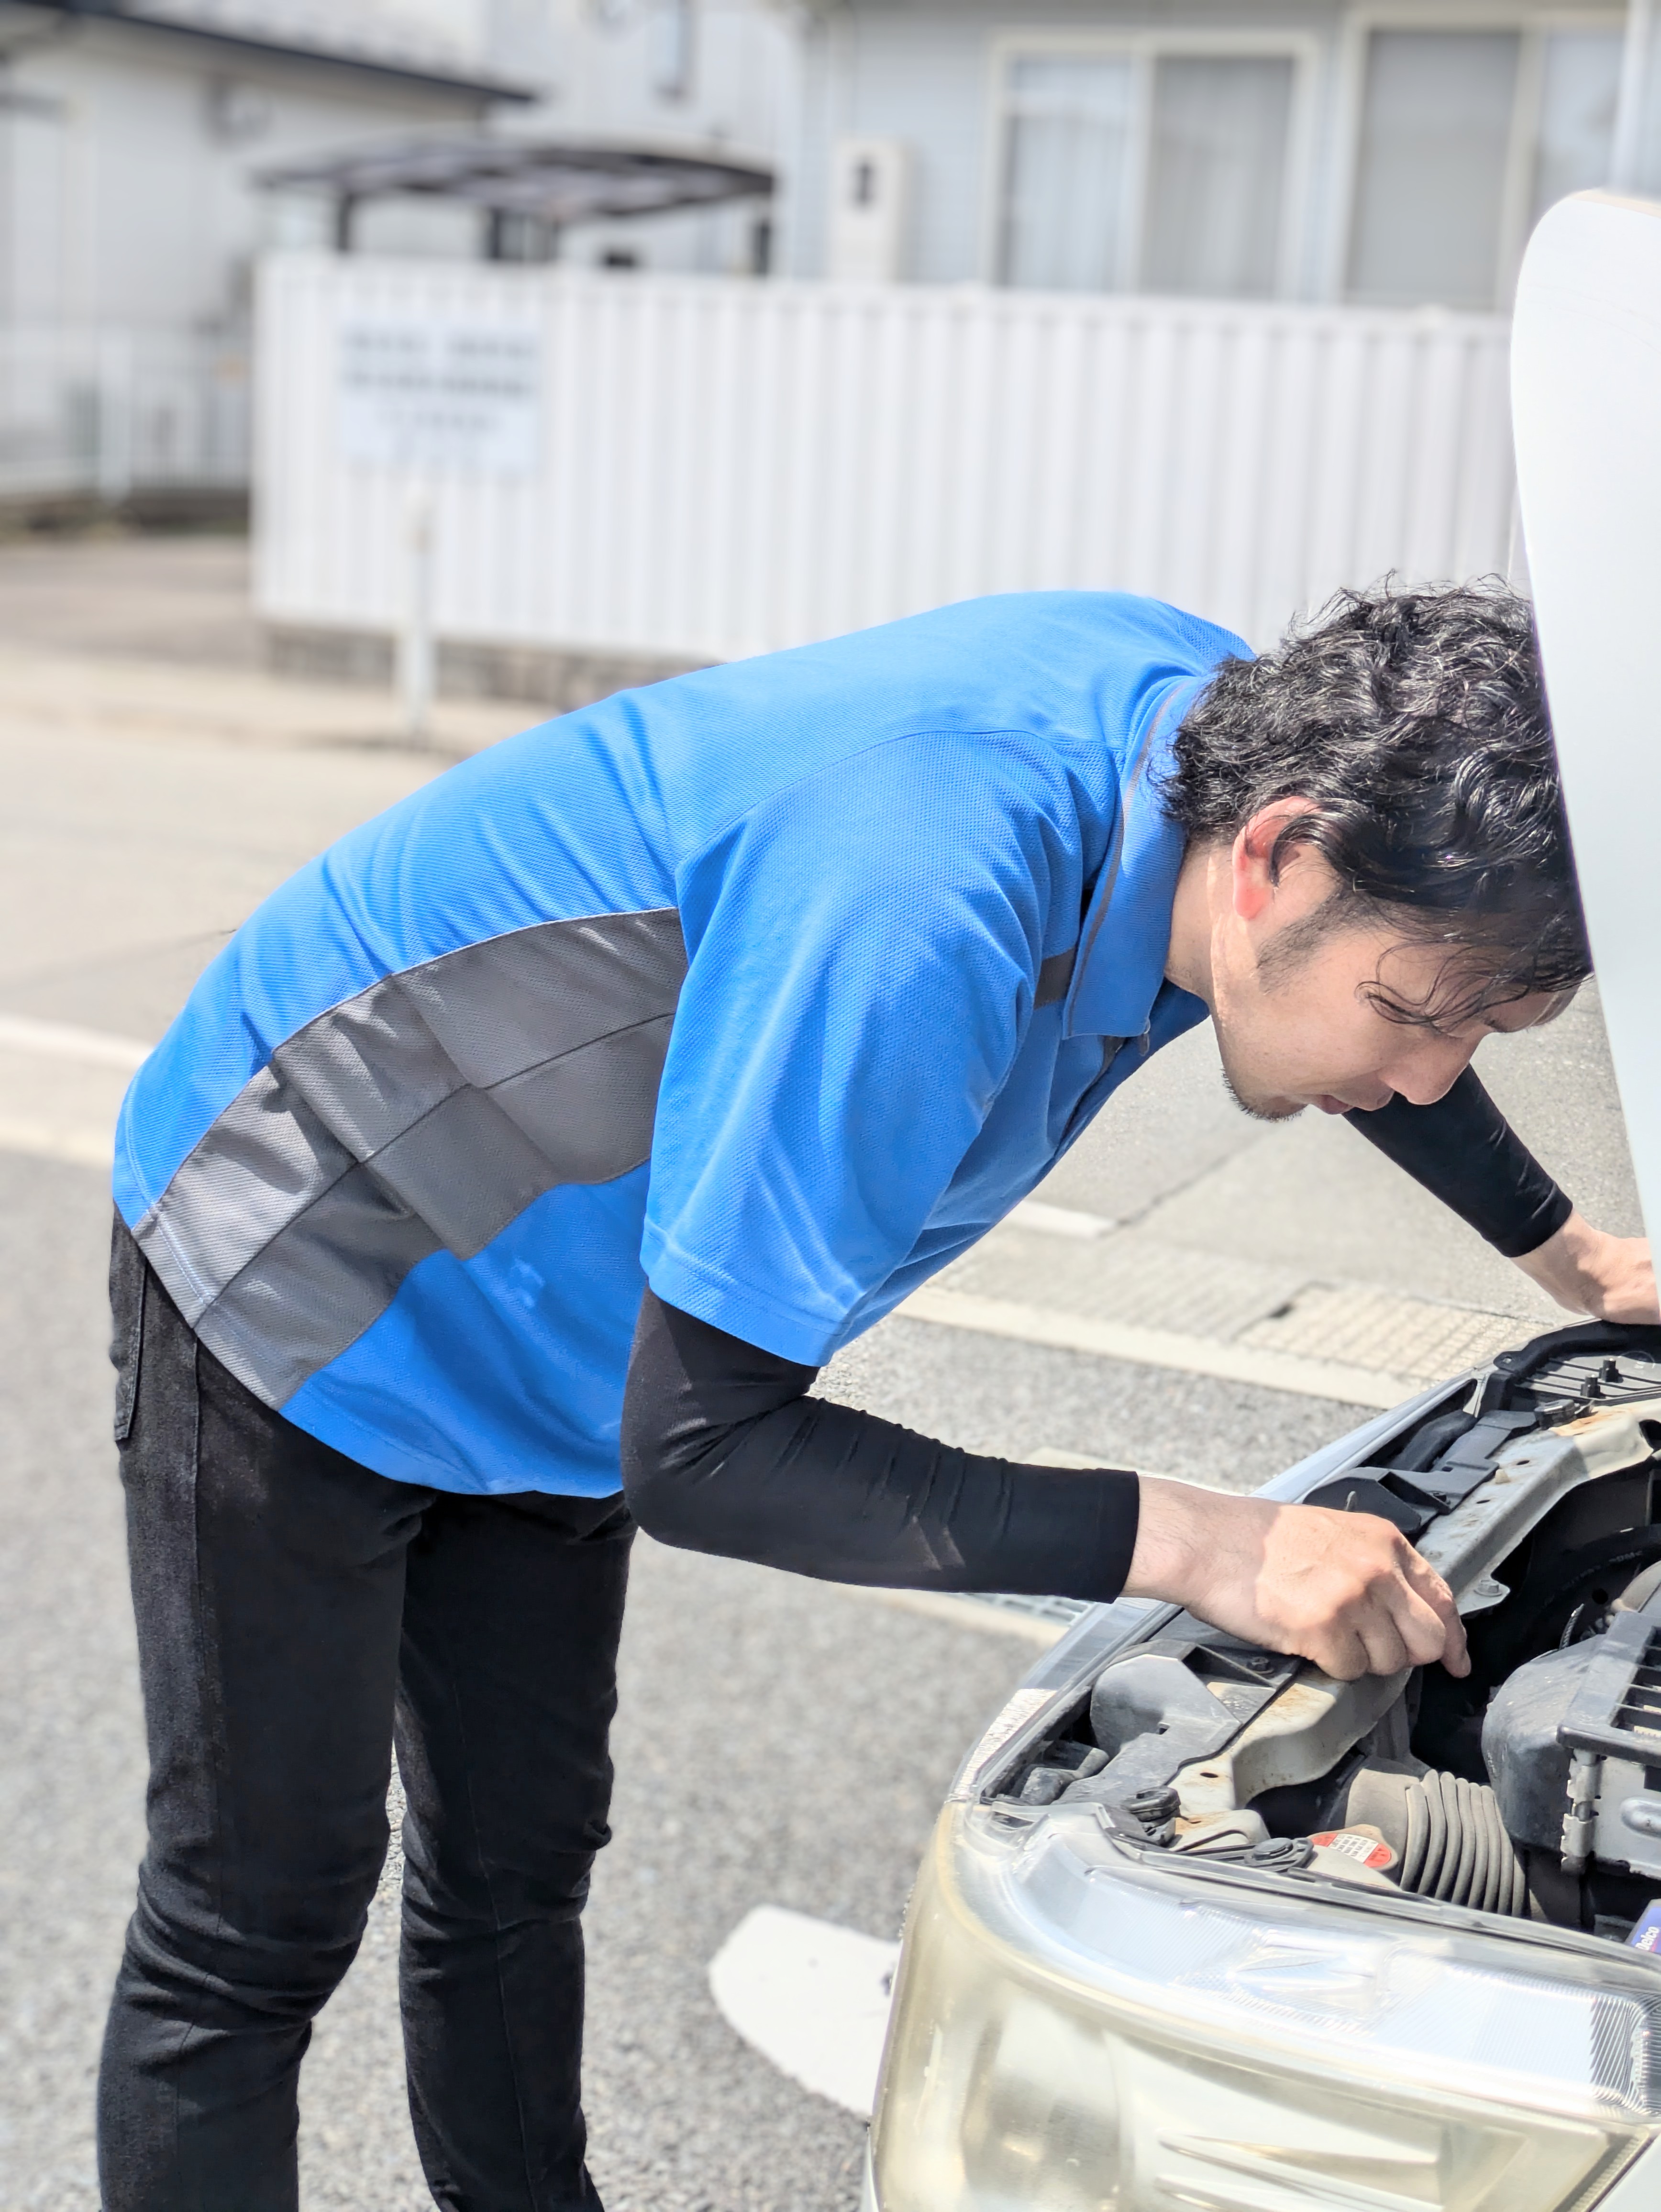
[839,1583,1072,1645]
[898,1284,1409,1409]
[1008,1197,1113,1239]
[0,1014,153,1069]
[708,1905,901,2120]
[0,1016,150,1169]
[0,1119,115,1169]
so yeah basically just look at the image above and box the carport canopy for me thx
[257,136,775,254]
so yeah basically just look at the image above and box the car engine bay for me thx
[994,1322,1661,1943]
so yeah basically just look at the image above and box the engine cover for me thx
[1484,1607,1661,1879]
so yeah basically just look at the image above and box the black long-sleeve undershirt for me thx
[620,1071,1572,1596]
[619,1289,1143,1599]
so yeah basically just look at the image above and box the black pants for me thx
[98,1221,634,2212]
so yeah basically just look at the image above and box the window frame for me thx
[982,26,1322,299]
[1327,6,1627,310]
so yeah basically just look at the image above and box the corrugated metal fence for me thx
[255,253,1516,662]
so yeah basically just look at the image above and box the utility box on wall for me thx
[827,136,911,282]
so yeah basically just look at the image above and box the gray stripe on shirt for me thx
[134,907,687,1405]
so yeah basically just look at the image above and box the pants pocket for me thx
[109,1212,148,1445]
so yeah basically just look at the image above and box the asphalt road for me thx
[0,539,1646,2211]
[0,1151,1362,2212]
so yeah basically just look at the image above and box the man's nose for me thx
[1384,1035,1479,1107]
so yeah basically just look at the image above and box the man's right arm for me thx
[619,1287,1142,1601]
[620,1288,1468,1681]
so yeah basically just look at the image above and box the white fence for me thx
[0,328,250,503]
[255,253,1517,662]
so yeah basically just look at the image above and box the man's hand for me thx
[1123,1475,1470,1682]
[1514,1209,1658,1323]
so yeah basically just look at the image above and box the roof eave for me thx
[14,0,541,103]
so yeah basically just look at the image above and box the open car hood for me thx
[1514,189,1661,1249]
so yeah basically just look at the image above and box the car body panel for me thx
[1514,188,1661,1254]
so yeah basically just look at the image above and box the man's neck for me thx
[1165,841,1219,1008]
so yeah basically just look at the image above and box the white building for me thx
[791,0,1661,309]
[4,1,563,325]
[497,0,1661,311]
[246,1,1661,700]
[0,0,537,501]
[11,1,1658,329]
[6,0,1659,512]
[514,0,791,274]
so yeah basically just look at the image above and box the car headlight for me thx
[872,1803,1661,2212]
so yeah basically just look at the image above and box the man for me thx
[100,581,1652,2209]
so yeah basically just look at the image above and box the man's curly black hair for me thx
[1163,578,1592,1028]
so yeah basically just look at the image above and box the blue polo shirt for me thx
[114,593,1243,1496]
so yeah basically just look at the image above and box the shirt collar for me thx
[1062,676,1206,1042]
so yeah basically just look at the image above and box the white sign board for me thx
[337,319,541,475]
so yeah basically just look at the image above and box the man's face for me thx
[1202,809,1564,1122]
[1212,926,1560,1122]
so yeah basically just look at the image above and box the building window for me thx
[1346,23,1623,310]
[1531,30,1626,222]
[998,46,1300,298]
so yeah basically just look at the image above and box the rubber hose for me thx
[1423,1766,1448,1895]
[1430,1772,1448,1896]
[1431,1771,1525,1915]
[1458,1771,1482,1903]
[1339,1763,1529,1916]
[1399,1773,1428,1892]
[1478,1788,1501,1915]
[1477,1770,1504,1911]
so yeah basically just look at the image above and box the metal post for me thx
[334,194,357,254]
[94,328,133,508]
[398,483,436,747]
[1612,0,1656,192]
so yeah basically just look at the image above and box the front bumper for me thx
[864,1801,1661,2212]
[860,2124,1661,2210]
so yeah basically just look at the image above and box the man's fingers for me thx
[1310,1629,1369,1682]
[1144,1487,1474,1680]
[1383,1580,1458,1672]
[1264,1511,1469,1679]
[1400,1550,1471,1676]
[1355,1612,1413,1678]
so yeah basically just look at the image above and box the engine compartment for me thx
[997,1323,1661,1941]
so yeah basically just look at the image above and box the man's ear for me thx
[1231,798,1321,923]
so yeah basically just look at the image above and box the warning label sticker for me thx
[1311,1829,1398,1871]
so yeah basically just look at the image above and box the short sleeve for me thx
[640,731,1074,1363]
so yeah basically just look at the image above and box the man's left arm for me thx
[1345,1066,1658,1323]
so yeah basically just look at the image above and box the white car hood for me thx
[1513,189,1661,1250]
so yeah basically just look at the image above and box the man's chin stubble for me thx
[1218,1064,1308,1125]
